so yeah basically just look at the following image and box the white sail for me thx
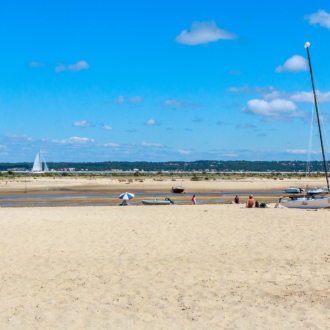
[32,151,42,172]
[32,151,49,172]
[43,156,49,172]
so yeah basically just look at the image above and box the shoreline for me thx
[0,176,323,207]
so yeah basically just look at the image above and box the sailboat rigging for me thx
[306,42,330,192]
[279,42,330,209]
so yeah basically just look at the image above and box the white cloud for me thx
[227,84,330,103]
[104,142,120,147]
[61,137,94,144]
[55,63,66,73]
[0,145,6,149]
[42,138,60,143]
[160,99,186,108]
[178,150,191,154]
[141,142,164,147]
[29,61,45,68]
[224,153,238,157]
[146,119,157,125]
[236,123,256,129]
[287,149,320,154]
[101,125,113,131]
[286,149,307,154]
[3,133,33,141]
[189,102,203,108]
[68,60,89,72]
[289,90,330,103]
[114,95,125,104]
[263,90,285,101]
[305,10,330,29]
[129,96,142,103]
[55,61,89,73]
[73,120,93,127]
[227,86,251,93]
[242,98,306,121]
[227,86,280,96]
[175,21,237,45]
[275,55,308,72]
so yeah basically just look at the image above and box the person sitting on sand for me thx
[246,195,255,208]
[234,195,240,204]
[191,195,197,205]
[121,200,129,206]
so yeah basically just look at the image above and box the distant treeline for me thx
[0,160,328,172]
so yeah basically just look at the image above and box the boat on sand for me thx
[278,42,330,209]
[142,198,174,205]
[306,187,324,196]
[171,187,185,193]
[283,187,304,194]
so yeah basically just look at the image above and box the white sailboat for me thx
[31,150,49,173]
[278,42,330,209]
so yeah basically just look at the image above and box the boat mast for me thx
[305,42,330,192]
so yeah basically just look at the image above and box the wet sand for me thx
[0,177,325,207]
[0,176,325,196]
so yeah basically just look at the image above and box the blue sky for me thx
[1,0,330,162]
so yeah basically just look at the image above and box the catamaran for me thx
[31,150,49,173]
[278,42,330,209]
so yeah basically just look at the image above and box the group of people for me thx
[122,194,259,207]
[192,194,257,208]
[233,195,256,208]
[192,194,258,207]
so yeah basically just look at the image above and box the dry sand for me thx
[1,205,330,329]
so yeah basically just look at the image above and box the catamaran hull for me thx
[281,197,330,209]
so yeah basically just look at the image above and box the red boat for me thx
[171,186,185,193]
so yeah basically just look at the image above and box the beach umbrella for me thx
[119,192,135,200]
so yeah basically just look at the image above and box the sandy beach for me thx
[0,176,327,195]
[1,204,330,329]
[0,176,328,207]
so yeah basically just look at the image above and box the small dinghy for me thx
[283,187,304,194]
[306,187,324,196]
[171,186,185,193]
[142,198,174,205]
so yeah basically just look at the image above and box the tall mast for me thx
[305,42,330,191]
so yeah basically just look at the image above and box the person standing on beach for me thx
[191,195,197,205]
[246,195,255,208]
